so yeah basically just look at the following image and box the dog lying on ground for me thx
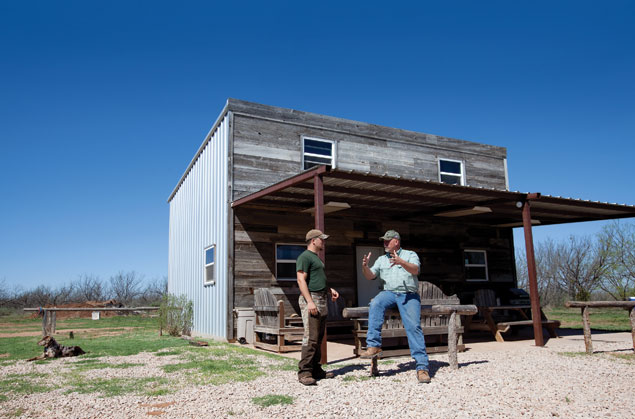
[27,335,85,361]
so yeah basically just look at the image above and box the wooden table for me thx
[565,301,635,354]
[467,305,560,343]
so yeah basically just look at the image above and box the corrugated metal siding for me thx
[168,115,229,339]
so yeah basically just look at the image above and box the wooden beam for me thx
[522,198,545,346]
[231,165,328,208]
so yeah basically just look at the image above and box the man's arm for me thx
[361,252,376,280]
[297,271,318,315]
[389,250,420,275]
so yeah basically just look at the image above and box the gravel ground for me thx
[1,332,633,419]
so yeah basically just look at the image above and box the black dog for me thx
[27,335,85,361]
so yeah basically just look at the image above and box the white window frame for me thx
[302,136,336,170]
[204,245,216,286]
[464,249,489,282]
[438,158,465,185]
[275,243,306,281]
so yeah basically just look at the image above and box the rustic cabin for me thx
[167,99,635,343]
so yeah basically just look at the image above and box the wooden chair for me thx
[252,288,304,352]
[350,281,466,357]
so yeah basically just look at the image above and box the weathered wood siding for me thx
[229,99,508,200]
[233,207,516,320]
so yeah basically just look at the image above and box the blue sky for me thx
[1,1,634,290]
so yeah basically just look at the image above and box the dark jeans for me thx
[298,293,328,378]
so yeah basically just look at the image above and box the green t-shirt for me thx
[296,250,327,292]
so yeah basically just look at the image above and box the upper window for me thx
[276,244,305,281]
[438,159,464,185]
[464,250,488,281]
[204,245,216,285]
[302,137,336,170]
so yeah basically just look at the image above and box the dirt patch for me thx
[0,327,142,338]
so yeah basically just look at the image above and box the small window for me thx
[302,137,336,170]
[276,244,305,281]
[464,250,488,281]
[438,159,464,185]
[204,245,216,285]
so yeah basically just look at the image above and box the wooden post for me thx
[314,173,328,364]
[522,197,545,347]
[581,306,593,354]
[448,311,458,370]
[41,310,48,336]
[630,307,635,352]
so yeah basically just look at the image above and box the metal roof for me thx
[232,166,635,227]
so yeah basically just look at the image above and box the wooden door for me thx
[355,246,384,307]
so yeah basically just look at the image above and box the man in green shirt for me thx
[296,228,340,386]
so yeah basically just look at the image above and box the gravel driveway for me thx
[1,331,633,418]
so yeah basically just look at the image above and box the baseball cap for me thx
[379,230,401,241]
[306,229,329,241]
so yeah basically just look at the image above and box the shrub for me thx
[158,294,193,336]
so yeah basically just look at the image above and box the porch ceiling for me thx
[231,166,635,227]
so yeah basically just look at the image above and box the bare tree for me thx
[554,235,608,301]
[50,283,75,306]
[598,221,635,300]
[108,271,143,306]
[27,285,54,307]
[140,276,168,304]
[73,274,106,302]
[516,238,567,306]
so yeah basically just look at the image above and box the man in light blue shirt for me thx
[360,229,430,383]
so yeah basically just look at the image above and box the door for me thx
[355,246,385,307]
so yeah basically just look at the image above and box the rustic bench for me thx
[564,300,635,354]
[343,304,477,373]
[346,282,468,356]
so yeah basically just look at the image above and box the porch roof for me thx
[231,166,635,227]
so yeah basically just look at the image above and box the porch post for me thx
[522,194,544,346]
[313,173,328,363]
[313,174,325,261]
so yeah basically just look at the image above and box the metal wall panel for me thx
[168,114,229,339]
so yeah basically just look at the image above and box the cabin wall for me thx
[231,110,507,201]
[233,207,516,322]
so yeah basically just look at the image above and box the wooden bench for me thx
[253,288,304,353]
[469,289,560,342]
[565,300,635,354]
[346,282,468,357]
[343,303,477,373]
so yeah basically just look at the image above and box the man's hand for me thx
[362,252,372,267]
[307,300,318,316]
[389,250,404,267]
[330,288,339,302]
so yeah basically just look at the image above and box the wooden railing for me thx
[23,307,159,336]
[564,301,635,354]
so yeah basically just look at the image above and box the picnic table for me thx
[564,300,635,354]
[466,305,561,342]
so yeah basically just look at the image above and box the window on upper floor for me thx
[276,243,306,281]
[204,245,216,285]
[438,158,464,185]
[464,249,488,281]
[302,137,336,170]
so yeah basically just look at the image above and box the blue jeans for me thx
[366,291,429,372]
